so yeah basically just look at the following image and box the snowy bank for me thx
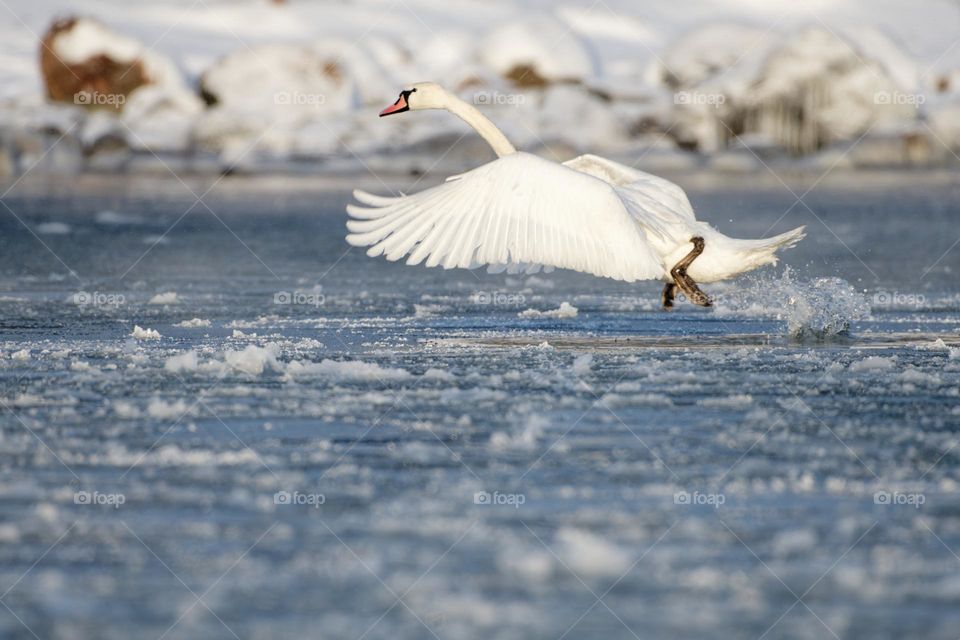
[0,0,958,177]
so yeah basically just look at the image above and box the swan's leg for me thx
[670,237,711,307]
[661,283,676,309]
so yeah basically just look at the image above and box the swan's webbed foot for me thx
[661,283,676,309]
[669,237,712,308]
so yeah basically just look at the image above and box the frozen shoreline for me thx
[1,0,959,178]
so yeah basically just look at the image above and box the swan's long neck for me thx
[443,94,517,157]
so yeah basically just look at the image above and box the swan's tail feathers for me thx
[740,226,806,267]
[767,226,806,251]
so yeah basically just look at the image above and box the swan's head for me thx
[379,82,447,117]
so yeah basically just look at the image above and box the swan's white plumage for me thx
[347,152,667,282]
[348,82,805,288]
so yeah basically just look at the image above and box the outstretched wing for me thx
[563,154,696,221]
[345,152,664,282]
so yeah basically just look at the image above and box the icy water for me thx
[0,170,958,640]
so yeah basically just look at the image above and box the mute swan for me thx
[346,82,805,308]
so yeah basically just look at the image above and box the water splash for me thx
[713,269,870,340]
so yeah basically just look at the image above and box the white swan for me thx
[346,82,805,308]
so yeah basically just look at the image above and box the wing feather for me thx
[345,153,665,282]
[563,154,698,242]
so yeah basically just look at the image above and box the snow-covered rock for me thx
[479,16,597,86]
[121,85,203,153]
[0,1,952,170]
[41,17,190,112]
[196,43,365,159]
[664,25,923,155]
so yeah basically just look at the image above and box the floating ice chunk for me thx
[0,523,20,544]
[148,292,178,305]
[113,400,140,418]
[498,546,553,583]
[556,528,631,578]
[223,344,281,376]
[413,304,448,318]
[919,338,958,358]
[11,393,44,407]
[422,368,455,382]
[164,350,198,374]
[131,325,160,340]
[11,349,30,360]
[285,359,411,382]
[897,368,941,386]
[95,210,142,225]
[519,302,579,319]
[772,528,818,557]
[490,414,546,451]
[572,353,593,375]
[37,222,71,235]
[699,394,753,409]
[146,397,189,419]
[175,318,211,328]
[601,392,673,408]
[849,356,897,373]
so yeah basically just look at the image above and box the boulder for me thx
[662,25,923,155]
[40,17,187,113]
[479,17,596,88]
[199,44,351,113]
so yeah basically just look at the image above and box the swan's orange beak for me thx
[379,94,409,117]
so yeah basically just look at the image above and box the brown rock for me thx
[39,17,149,112]
[504,64,549,89]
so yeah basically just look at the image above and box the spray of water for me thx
[713,268,870,340]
